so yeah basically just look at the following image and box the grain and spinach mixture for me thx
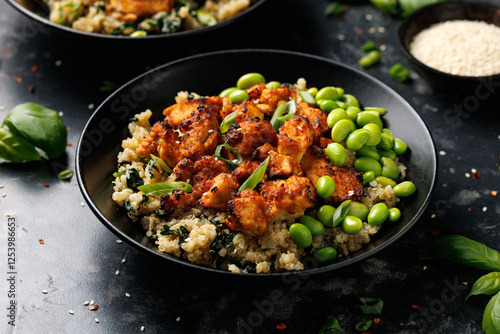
[112,73,414,273]
[44,0,254,36]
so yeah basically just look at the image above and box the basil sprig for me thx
[0,103,67,162]
[421,235,500,334]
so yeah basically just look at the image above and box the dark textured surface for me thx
[0,0,499,333]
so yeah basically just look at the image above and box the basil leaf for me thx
[467,272,500,300]
[2,103,67,159]
[0,127,41,162]
[239,156,269,192]
[483,292,500,334]
[356,297,384,314]
[420,235,500,271]
[332,200,351,227]
[318,315,341,333]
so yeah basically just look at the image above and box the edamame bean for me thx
[316,86,338,101]
[331,119,356,142]
[354,157,382,176]
[307,87,318,97]
[363,123,382,146]
[317,175,335,198]
[374,176,397,188]
[378,149,396,160]
[317,205,336,227]
[364,107,388,116]
[393,181,416,197]
[342,215,363,234]
[378,128,394,150]
[266,81,281,89]
[356,146,380,161]
[363,171,376,185]
[393,138,408,155]
[314,247,338,263]
[300,215,325,236]
[289,223,312,248]
[346,128,371,151]
[318,99,340,113]
[367,203,389,226]
[336,87,345,98]
[335,100,348,109]
[326,142,347,166]
[347,201,369,222]
[228,89,249,104]
[341,94,360,108]
[346,106,361,122]
[326,108,349,128]
[387,207,401,222]
[219,87,238,97]
[359,50,381,68]
[236,73,266,90]
[357,111,383,129]
[380,157,399,179]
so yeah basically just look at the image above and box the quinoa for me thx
[409,20,500,77]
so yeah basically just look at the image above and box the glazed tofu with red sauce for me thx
[191,155,228,183]
[226,118,278,160]
[197,173,239,211]
[277,116,315,164]
[108,0,175,19]
[227,189,271,236]
[295,102,330,145]
[161,189,195,212]
[301,145,364,206]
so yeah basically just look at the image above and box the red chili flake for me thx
[88,305,99,311]
[491,190,498,196]
[31,65,38,72]
[67,143,72,147]
[66,127,71,131]
[428,229,439,235]
[471,172,480,179]
[44,184,50,188]
[13,76,22,83]
[28,84,35,93]
[378,38,387,44]
[373,317,383,324]
[411,305,420,309]
[2,49,8,54]
[355,28,363,35]
[39,239,45,244]
[276,322,286,330]
[467,207,472,212]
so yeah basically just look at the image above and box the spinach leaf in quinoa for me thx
[126,168,144,190]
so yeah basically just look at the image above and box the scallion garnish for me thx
[215,144,243,165]
[269,100,297,131]
[299,90,317,106]
[220,111,237,134]
[332,200,351,227]
[137,181,192,196]
[150,154,172,173]
[238,156,269,192]
[356,297,384,314]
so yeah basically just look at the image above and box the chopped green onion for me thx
[319,315,341,333]
[130,30,147,37]
[389,64,410,82]
[356,297,384,314]
[137,181,192,196]
[150,154,172,173]
[57,169,74,180]
[355,320,373,332]
[196,10,217,26]
[360,40,378,52]
[215,144,243,165]
[332,200,351,227]
[239,156,269,192]
[299,90,316,106]
[220,111,237,134]
[270,100,297,131]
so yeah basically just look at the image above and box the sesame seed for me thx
[88,104,94,110]
[431,213,436,219]
[471,168,477,173]
[465,173,471,178]
[125,293,131,298]
[439,150,446,156]
[90,300,95,306]
[0,185,4,188]
[378,27,386,33]
[423,266,427,270]
[84,301,90,306]
[81,202,85,207]
[338,34,345,41]
[365,14,373,20]
[2,193,6,198]
[42,290,48,294]
[141,326,145,332]
[208,129,214,133]
[122,259,126,263]
[115,270,120,276]
[483,207,488,212]
[95,318,99,323]
[380,45,387,51]
[463,282,468,286]
[176,317,181,322]
[55,60,62,66]
[116,240,122,244]
[69,310,74,315]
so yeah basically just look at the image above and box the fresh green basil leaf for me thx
[3,103,67,159]
[467,272,500,300]
[356,297,384,314]
[483,291,500,334]
[332,200,351,227]
[0,127,41,162]
[420,235,500,271]
[319,315,341,333]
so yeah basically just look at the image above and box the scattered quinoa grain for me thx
[88,103,95,110]
[84,301,90,306]
[465,173,471,178]
[176,317,181,322]
[81,202,85,207]
[115,270,120,275]
[42,290,48,294]
[365,14,373,20]
[2,193,6,198]
[58,111,64,117]
[116,240,122,244]
[439,150,446,156]
[338,34,345,40]
[95,318,99,323]
[90,300,95,306]
[69,310,74,315]
[430,213,436,219]
[125,293,131,298]
[141,326,145,332]
[483,207,488,212]
[55,60,62,66]
[380,44,387,51]
[122,259,126,263]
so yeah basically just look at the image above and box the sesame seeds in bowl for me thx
[398,1,500,94]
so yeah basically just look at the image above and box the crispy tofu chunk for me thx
[296,102,330,145]
[226,118,278,160]
[198,173,239,211]
[227,189,271,236]
[277,116,315,164]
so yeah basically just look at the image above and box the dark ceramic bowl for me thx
[5,0,266,41]
[76,49,437,277]
[398,1,500,94]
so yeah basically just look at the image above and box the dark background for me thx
[1,0,499,333]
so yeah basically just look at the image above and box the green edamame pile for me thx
[221,73,417,266]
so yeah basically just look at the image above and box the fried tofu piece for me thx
[197,173,239,211]
[232,100,265,123]
[267,150,303,180]
[163,96,223,127]
[192,155,228,183]
[256,87,294,116]
[226,118,278,160]
[252,142,275,162]
[227,189,271,236]
[219,96,234,119]
[277,116,315,164]
[295,102,330,145]
[245,83,266,100]
[108,0,174,20]
[161,189,195,212]
[173,158,194,182]
[301,145,364,206]
[259,176,316,220]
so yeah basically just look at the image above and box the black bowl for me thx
[398,1,500,94]
[76,49,437,277]
[6,0,266,42]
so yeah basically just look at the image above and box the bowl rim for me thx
[76,48,438,277]
[5,0,267,40]
[397,0,500,80]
